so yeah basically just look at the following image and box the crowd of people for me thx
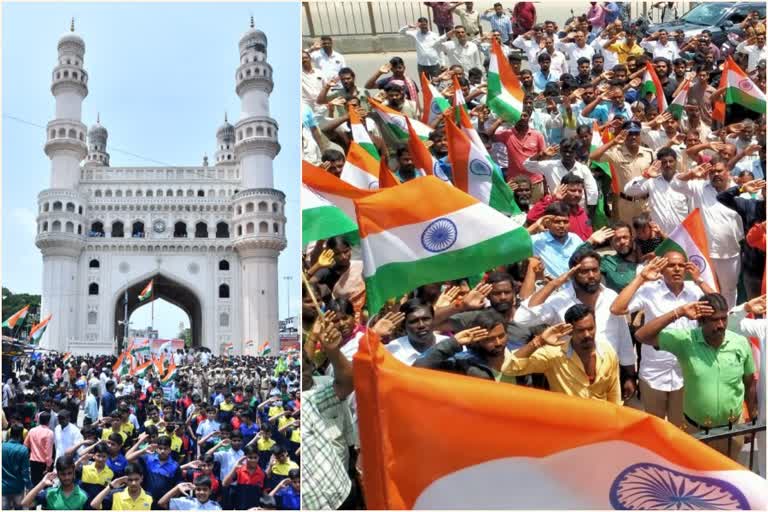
[301,1,767,509]
[1,349,301,510]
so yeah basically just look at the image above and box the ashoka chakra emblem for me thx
[434,162,450,182]
[391,116,407,131]
[689,255,706,273]
[421,218,458,253]
[431,101,443,115]
[609,462,750,510]
[368,180,380,190]
[738,78,753,92]
[470,158,492,176]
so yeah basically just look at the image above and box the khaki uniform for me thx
[597,145,654,224]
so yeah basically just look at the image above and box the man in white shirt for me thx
[433,26,484,71]
[511,27,546,73]
[514,248,638,400]
[302,51,326,115]
[610,253,716,428]
[556,30,596,75]
[53,410,83,461]
[736,33,766,72]
[385,299,449,366]
[640,30,679,61]
[538,36,568,76]
[451,2,481,37]
[639,113,685,153]
[308,36,346,81]
[624,147,689,236]
[523,137,599,208]
[669,159,744,307]
[399,18,442,78]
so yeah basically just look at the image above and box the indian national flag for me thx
[349,107,379,160]
[302,160,375,222]
[486,39,524,124]
[451,74,468,123]
[341,142,380,190]
[153,354,165,376]
[161,359,178,384]
[640,61,668,112]
[668,78,691,120]
[129,338,151,355]
[302,184,357,245]
[420,72,449,125]
[131,360,153,378]
[722,56,766,115]
[222,342,234,354]
[61,352,73,365]
[353,331,768,509]
[2,305,30,329]
[138,279,153,302]
[655,208,719,291]
[378,158,401,188]
[259,340,271,355]
[368,98,432,142]
[405,118,441,179]
[590,121,619,194]
[354,176,532,314]
[445,116,522,220]
[29,314,52,344]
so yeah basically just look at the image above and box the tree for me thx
[177,327,192,347]
[2,287,41,337]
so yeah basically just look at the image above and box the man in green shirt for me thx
[22,455,90,510]
[635,293,758,461]
[578,220,639,294]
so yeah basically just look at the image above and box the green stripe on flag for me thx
[365,229,532,314]
[654,238,687,258]
[725,87,767,115]
[359,142,380,161]
[302,205,359,246]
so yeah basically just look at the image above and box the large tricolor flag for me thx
[668,78,691,120]
[655,209,719,291]
[354,176,532,314]
[138,279,153,302]
[378,158,401,188]
[405,118,440,179]
[445,117,522,219]
[420,72,449,126]
[640,61,668,112]
[722,56,766,115]
[161,359,178,384]
[340,141,380,190]
[28,314,52,344]
[486,39,524,124]
[348,106,380,160]
[2,305,30,329]
[302,185,357,245]
[353,331,768,509]
[302,160,375,221]
[368,98,432,142]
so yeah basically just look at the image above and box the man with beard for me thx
[503,305,621,404]
[670,158,743,308]
[611,252,716,429]
[515,247,638,401]
[319,149,345,178]
[393,147,418,182]
[590,54,604,79]
[433,272,532,351]
[518,69,535,95]
[636,294,757,461]
[316,67,365,113]
[385,299,450,366]
[528,173,594,242]
[577,220,638,294]
[623,147,690,236]
[491,110,546,185]
[508,175,532,213]
[414,310,513,382]
[428,128,453,182]
[646,57,677,105]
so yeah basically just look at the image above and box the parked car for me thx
[644,1,765,48]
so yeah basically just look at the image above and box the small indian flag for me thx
[655,209,719,291]
[341,142,380,190]
[138,279,153,302]
[302,184,358,245]
[161,360,178,384]
[420,72,449,125]
[61,352,73,365]
[2,305,30,329]
[445,116,522,221]
[668,78,691,120]
[259,340,271,355]
[29,314,52,344]
[131,360,153,378]
[349,106,380,160]
[640,61,668,112]
[722,56,766,115]
[451,74,469,124]
[486,39,524,124]
[222,342,234,354]
[368,97,432,141]
[405,118,440,179]
[354,176,532,315]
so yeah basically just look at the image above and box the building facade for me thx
[34,19,286,355]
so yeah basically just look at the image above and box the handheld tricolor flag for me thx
[2,305,30,329]
[722,56,766,115]
[641,61,668,112]
[348,106,380,160]
[668,78,691,120]
[353,331,768,509]
[28,314,52,344]
[341,141,380,190]
[161,359,178,384]
[131,360,153,378]
[655,208,719,291]
[302,160,375,222]
[354,176,532,315]
[378,158,401,188]
[368,98,432,142]
[405,118,441,179]
[302,184,358,246]
[138,279,153,302]
[486,39,525,124]
[420,72,449,125]
[259,340,271,356]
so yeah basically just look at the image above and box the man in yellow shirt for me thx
[90,462,153,510]
[604,30,645,64]
[502,304,621,404]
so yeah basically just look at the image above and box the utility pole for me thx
[282,276,293,319]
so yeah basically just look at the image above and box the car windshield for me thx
[681,2,728,26]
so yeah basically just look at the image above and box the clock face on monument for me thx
[153,219,166,234]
